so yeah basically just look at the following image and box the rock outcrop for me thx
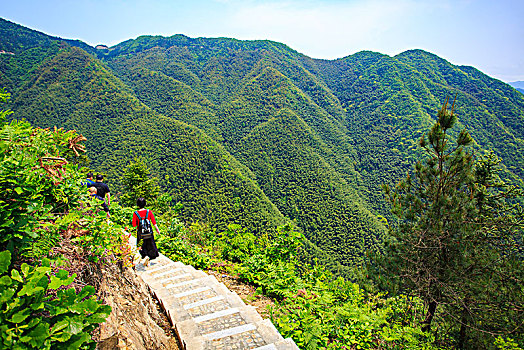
[95,262,179,350]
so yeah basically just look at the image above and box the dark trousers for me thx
[139,236,159,259]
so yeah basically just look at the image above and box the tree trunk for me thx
[422,301,437,332]
[458,302,469,349]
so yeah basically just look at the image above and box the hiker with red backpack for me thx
[132,197,160,265]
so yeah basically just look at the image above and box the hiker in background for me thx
[92,174,111,212]
[132,197,160,265]
[88,187,110,217]
[84,172,95,187]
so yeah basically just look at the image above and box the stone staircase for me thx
[129,237,299,350]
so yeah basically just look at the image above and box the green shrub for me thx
[72,209,130,263]
[0,113,86,257]
[152,218,443,349]
[156,233,212,269]
[0,250,111,349]
[495,337,523,350]
[217,224,259,263]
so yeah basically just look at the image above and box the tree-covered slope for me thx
[2,18,523,269]
[396,50,524,175]
[102,39,385,264]
[238,107,383,264]
[312,50,524,216]
[3,43,288,237]
[0,18,95,91]
[102,35,523,263]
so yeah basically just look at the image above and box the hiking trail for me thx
[129,236,299,350]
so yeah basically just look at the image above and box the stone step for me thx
[127,233,299,350]
[253,338,300,350]
[138,262,208,288]
[152,280,237,320]
[273,338,301,350]
[140,258,187,274]
[176,304,264,339]
[194,319,292,350]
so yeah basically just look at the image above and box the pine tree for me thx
[378,98,524,348]
[119,158,160,208]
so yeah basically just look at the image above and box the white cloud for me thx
[227,0,419,58]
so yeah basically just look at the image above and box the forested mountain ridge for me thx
[98,34,387,264]
[0,18,95,56]
[1,18,523,270]
[0,39,289,239]
[313,49,524,215]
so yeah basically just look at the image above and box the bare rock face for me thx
[96,263,179,350]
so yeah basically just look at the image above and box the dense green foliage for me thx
[150,104,523,349]
[119,158,160,208]
[154,218,444,349]
[0,251,110,350]
[2,17,523,270]
[1,27,290,243]
[0,88,86,256]
[0,91,139,348]
[2,17,523,348]
[375,100,524,348]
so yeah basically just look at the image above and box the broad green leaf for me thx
[0,288,16,304]
[19,283,44,297]
[19,334,33,343]
[10,269,23,283]
[10,309,31,323]
[27,322,50,348]
[64,332,90,350]
[51,330,72,342]
[65,318,85,335]
[36,266,52,274]
[0,275,12,286]
[0,251,11,274]
[76,286,95,300]
[50,319,70,335]
[20,263,30,277]
[30,301,44,311]
[48,270,75,290]
[55,269,70,279]
[48,276,63,290]
[72,298,99,313]
[85,306,111,324]
[41,258,51,268]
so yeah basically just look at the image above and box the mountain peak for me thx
[395,49,450,63]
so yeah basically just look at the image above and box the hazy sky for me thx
[2,0,523,82]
